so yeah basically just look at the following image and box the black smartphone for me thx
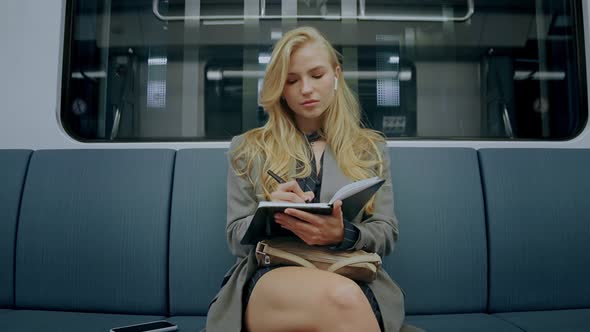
[109,320,178,332]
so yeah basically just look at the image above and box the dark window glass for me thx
[61,0,587,141]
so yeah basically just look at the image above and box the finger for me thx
[276,213,318,234]
[282,226,312,244]
[271,191,306,203]
[275,214,298,231]
[275,212,303,226]
[278,180,308,201]
[332,200,343,219]
[283,208,323,226]
[276,219,315,245]
[303,191,315,202]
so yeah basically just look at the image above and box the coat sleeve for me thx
[351,144,399,257]
[225,135,258,258]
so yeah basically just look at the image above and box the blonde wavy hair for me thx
[231,26,385,213]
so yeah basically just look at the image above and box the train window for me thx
[61,0,587,141]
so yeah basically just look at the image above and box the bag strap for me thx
[327,253,382,273]
[262,245,317,269]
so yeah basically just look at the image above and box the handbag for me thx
[255,237,382,283]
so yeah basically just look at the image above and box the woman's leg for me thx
[244,266,381,332]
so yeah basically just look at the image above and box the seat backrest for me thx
[0,150,31,308]
[479,148,590,312]
[384,147,488,314]
[15,149,174,315]
[168,149,235,315]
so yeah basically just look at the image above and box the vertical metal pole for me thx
[535,0,550,137]
[359,0,366,17]
[97,0,112,138]
[342,0,359,94]
[260,0,266,17]
[182,0,201,137]
[242,0,261,131]
[282,0,297,29]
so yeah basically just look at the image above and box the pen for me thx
[267,169,286,184]
[267,169,312,203]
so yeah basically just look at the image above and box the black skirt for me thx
[242,266,384,331]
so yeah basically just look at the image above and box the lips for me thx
[301,99,319,106]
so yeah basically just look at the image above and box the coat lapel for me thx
[320,145,353,203]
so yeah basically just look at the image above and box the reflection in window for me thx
[147,56,167,110]
[61,0,587,141]
[376,52,401,107]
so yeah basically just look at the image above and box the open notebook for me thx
[240,176,385,245]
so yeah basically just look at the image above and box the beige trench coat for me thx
[206,135,405,332]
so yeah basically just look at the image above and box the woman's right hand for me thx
[270,180,314,203]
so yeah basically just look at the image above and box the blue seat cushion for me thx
[167,316,207,332]
[479,149,590,311]
[386,148,488,314]
[169,149,236,315]
[0,150,31,307]
[406,313,523,332]
[15,149,175,314]
[0,310,164,332]
[495,309,590,332]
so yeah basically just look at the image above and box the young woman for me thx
[206,26,408,332]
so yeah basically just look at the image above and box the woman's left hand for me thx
[274,200,344,246]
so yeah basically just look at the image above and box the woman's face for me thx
[282,41,340,132]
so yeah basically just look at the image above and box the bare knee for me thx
[246,269,378,332]
[245,268,321,332]
[323,278,368,311]
[320,278,379,332]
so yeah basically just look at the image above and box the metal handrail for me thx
[206,69,414,81]
[502,105,514,138]
[109,107,121,141]
[153,0,474,23]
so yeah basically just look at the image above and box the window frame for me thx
[59,0,589,143]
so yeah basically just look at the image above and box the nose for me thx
[300,78,313,95]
